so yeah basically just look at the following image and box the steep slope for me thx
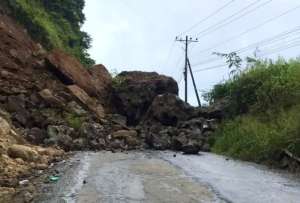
[0,0,94,67]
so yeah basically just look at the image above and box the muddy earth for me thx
[35,151,300,203]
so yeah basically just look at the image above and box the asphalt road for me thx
[39,151,300,203]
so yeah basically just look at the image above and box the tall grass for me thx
[208,58,300,163]
[213,105,300,162]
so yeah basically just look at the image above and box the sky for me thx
[82,0,300,105]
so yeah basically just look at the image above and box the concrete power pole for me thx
[175,36,200,106]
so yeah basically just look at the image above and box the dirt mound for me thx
[0,113,64,202]
[112,71,178,125]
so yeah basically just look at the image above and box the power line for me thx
[259,41,300,57]
[194,64,227,73]
[161,41,175,69]
[193,41,300,73]
[196,0,272,38]
[235,27,300,53]
[177,0,235,37]
[192,26,300,66]
[196,3,300,55]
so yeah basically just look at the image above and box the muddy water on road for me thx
[42,151,300,203]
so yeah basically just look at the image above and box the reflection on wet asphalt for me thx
[42,151,300,203]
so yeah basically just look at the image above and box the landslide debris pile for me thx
[0,110,63,202]
[0,3,224,203]
[0,10,223,154]
[112,72,223,154]
[0,12,141,152]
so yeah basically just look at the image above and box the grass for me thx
[207,58,300,164]
[212,105,300,162]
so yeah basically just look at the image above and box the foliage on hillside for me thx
[2,0,95,67]
[206,58,300,164]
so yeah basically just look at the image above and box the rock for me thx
[25,127,47,144]
[112,130,140,148]
[67,85,105,119]
[38,89,65,107]
[0,187,15,203]
[13,109,31,127]
[109,114,127,126]
[112,130,138,140]
[143,93,194,126]
[66,101,87,116]
[45,125,74,150]
[23,191,33,203]
[7,144,39,162]
[182,144,200,155]
[79,122,106,150]
[147,133,172,150]
[35,163,48,170]
[88,64,113,106]
[6,95,26,113]
[73,138,87,150]
[0,116,11,135]
[46,49,97,96]
[125,136,140,148]
[109,139,125,150]
[112,71,178,125]
[79,122,105,140]
[195,98,229,119]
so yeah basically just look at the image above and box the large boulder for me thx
[46,50,97,96]
[112,71,178,125]
[143,93,194,126]
[67,85,105,119]
[88,64,113,107]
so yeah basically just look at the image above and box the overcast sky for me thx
[83,0,300,105]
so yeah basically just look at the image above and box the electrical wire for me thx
[193,41,300,73]
[177,0,235,37]
[196,0,273,38]
[191,26,300,66]
[196,4,300,55]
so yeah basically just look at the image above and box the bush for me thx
[208,58,300,164]
[65,113,85,130]
[212,105,300,163]
[206,59,300,117]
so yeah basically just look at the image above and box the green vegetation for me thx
[64,113,85,130]
[207,58,300,164]
[3,0,95,67]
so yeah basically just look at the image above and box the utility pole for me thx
[175,35,199,105]
[187,58,201,107]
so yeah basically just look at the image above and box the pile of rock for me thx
[137,94,218,154]
[0,11,221,155]
[112,71,178,125]
[0,113,64,202]
[111,72,222,154]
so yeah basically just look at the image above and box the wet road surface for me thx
[40,151,300,203]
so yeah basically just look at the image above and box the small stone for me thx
[23,191,33,203]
